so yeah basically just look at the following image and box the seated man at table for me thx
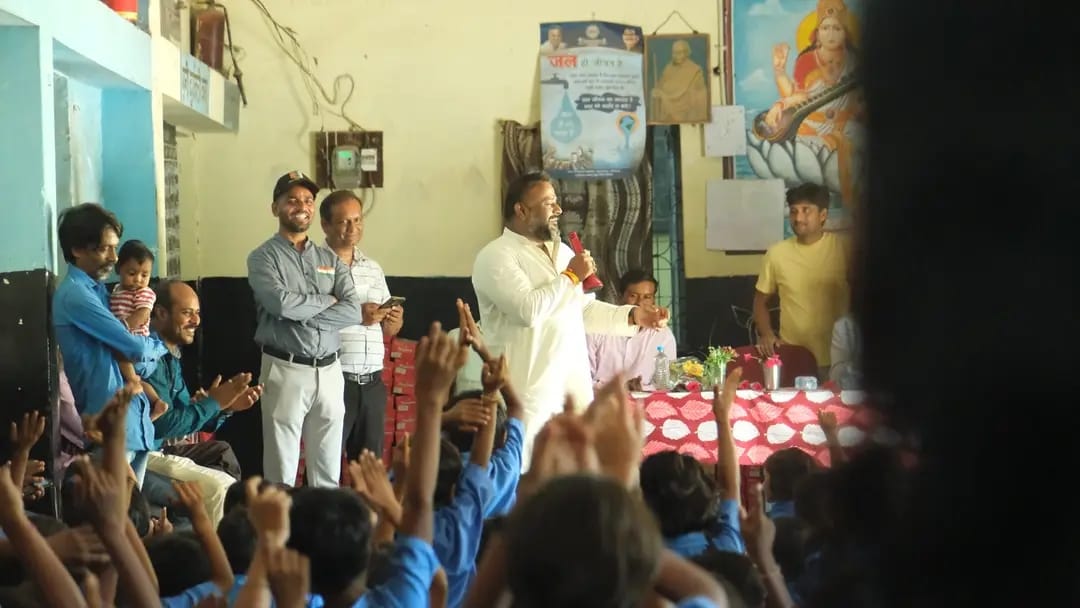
[588,270,676,391]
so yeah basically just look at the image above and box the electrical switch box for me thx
[313,130,383,189]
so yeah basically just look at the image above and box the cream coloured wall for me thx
[182,0,761,280]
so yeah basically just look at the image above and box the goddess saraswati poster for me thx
[732,0,864,232]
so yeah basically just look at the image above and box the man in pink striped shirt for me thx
[587,270,677,391]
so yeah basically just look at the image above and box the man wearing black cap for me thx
[247,170,361,487]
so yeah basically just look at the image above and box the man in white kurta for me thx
[472,172,667,468]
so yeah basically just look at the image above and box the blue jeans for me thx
[126,450,149,487]
[140,469,178,507]
[140,470,192,531]
[88,448,148,487]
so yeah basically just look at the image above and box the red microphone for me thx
[567,231,604,294]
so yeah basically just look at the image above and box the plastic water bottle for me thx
[652,346,670,391]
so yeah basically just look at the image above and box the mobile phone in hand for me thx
[379,296,406,309]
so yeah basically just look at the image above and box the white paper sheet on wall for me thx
[705,178,785,251]
[703,105,747,157]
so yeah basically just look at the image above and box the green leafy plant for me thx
[705,346,738,368]
[703,346,737,385]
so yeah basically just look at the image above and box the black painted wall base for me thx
[0,272,763,484]
[0,269,59,516]
[681,275,762,356]
[179,275,761,478]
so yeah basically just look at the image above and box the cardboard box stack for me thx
[389,337,418,451]
[381,337,419,467]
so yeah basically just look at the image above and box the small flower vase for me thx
[706,362,727,390]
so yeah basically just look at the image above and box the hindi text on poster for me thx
[538,21,647,180]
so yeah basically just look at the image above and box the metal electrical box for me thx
[313,131,384,189]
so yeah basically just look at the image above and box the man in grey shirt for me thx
[247,170,361,487]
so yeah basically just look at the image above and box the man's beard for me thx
[532,220,559,242]
[175,326,196,345]
[280,218,310,234]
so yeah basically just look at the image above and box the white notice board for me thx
[705,178,785,251]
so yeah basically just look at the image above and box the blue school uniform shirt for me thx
[53,266,168,451]
[433,463,494,608]
[162,573,327,607]
[354,535,441,607]
[665,497,746,558]
[460,418,524,517]
[161,581,218,608]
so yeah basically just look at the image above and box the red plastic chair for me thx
[776,344,818,386]
[728,346,765,385]
[728,344,818,387]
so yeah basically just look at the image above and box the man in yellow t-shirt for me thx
[753,183,850,378]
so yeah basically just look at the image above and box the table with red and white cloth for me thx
[637,388,894,467]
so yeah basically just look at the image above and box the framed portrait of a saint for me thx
[645,33,712,125]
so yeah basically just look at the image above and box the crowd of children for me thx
[0,299,903,608]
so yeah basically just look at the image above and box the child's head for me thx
[116,240,154,290]
[639,450,719,537]
[691,548,767,608]
[763,447,816,503]
[217,505,256,575]
[505,475,663,608]
[434,437,463,508]
[61,469,150,536]
[286,488,373,597]
[145,531,211,596]
[223,478,291,515]
[443,390,509,452]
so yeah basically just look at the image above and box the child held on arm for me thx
[108,240,168,421]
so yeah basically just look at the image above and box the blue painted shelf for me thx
[1,0,152,90]
[0,0,239,276]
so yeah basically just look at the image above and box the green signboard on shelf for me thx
[180,55,210,115]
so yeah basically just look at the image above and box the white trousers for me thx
[146,451,235,526]
[259,354,345,488]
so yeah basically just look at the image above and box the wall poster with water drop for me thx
[538,21,647,180]
[731,0,865,234]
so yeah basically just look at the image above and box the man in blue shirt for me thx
[145,279,262,452]
[139,279,263,517]
[53,203,168,485]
